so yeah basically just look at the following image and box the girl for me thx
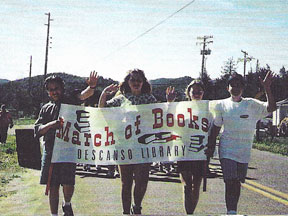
[166,79,210,214]
[99,68,157,214]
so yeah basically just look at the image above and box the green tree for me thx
[279,66,287,78]
[221,57,238,77]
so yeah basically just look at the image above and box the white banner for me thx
[52,101,213,165]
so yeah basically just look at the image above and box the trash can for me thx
[15,129,41,170]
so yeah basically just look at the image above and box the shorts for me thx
[177,160,205,177]
[40,152,76,186]
[220,158,248,183]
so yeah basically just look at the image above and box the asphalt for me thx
[5,125,288,215]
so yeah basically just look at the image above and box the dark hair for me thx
[227,73,246,87]
[1,104,6,110]
[119,69,152,94]
[185,79,205,100]
[44,75,65,90]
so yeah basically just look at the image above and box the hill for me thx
[0,79,10,84]
[150,76,193,102]
[1,69,287,118]
[150,76,192,86]
[0,73,194,117]
[0,73,115,117]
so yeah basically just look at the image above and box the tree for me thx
[197,70,214,100]
[279,66,287,78]
[221,57,238,77]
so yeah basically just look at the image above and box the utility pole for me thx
[238,50,254,78]
[256,59,259,73]
[241,50,248,78]
[42,12,53,103]
[29,55,32,95]
[196,35,213,80]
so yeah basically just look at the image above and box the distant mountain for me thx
[5,72,278,117]
[150,76,192,86]
[0,79,10,84]
[0,73,195,116]
[0,72,115,117]
[150,76,193,102]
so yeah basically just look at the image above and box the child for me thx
[34,71,98,216]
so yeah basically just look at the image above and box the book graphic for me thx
[138,132,181,145]
[189,135,205,152]
[74,110,90,133]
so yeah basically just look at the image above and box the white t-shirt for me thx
[214,97,270,163]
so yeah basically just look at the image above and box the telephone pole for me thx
[256,59,259,73]
[44,12,53,79]
[241,50,248,78]
[239,50,254,78]
[29,55,32,95]
[42,12,53,103]
[196,35,213,80]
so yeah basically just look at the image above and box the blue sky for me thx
[1,0,287,81]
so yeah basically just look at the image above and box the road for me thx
[2,127,288,215]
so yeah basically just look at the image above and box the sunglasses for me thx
[129,77,143,83]
[192,90,204,95]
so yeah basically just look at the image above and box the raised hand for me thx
[259,71,277,112]
[104,84,119,95]
[87,71,99,88]
[166,86,176,102]
[259,71,274,91]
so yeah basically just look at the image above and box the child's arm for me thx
[36,117,64,136]
[98,84,119,108]
[205,124,221,158]
[78,71,99,101]
[166,86,176,102]
[260,71,277,112]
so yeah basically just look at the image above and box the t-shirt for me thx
[214,97,269,163]
[34,92,81,156]
[0,111,12,128]
[106,93,157,107]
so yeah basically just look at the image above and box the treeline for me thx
[0,66,287,117]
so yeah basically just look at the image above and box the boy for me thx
[34,71,98,216]
[206,71,276,215]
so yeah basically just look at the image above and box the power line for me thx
[103,0,197,59]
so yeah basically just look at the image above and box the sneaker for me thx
[62,203,74,216]
[227,210,237,215]
[131,205,142,214]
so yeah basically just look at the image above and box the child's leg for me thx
[63,184,75,203]
[49,185,60,214]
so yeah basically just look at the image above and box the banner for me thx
[52,101,213,165]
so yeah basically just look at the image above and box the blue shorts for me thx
[220,158,248,183]
[40,151,76,186]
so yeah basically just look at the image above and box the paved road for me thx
[71,148,288,215]
[4,127,288,215]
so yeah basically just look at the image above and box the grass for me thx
[253,137,288,156]
[0,135,25,198]
[14,117,36,125]
[0,117,36,199]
